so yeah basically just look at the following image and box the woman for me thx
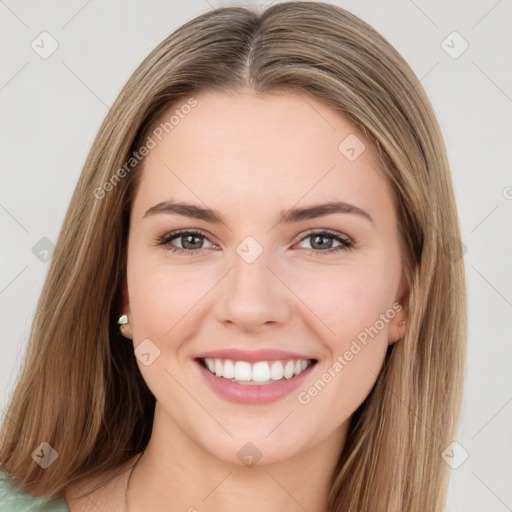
[0,2,467,511]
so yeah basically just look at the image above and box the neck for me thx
[127,405,348,512]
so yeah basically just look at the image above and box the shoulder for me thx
[0,470,69,512]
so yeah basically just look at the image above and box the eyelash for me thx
[155,229,354,256]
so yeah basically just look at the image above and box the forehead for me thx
[133,89,394,221]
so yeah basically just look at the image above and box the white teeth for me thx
[252,362,270,382]
[222,359,235,379]
[202,357,313,384]
[214,359,223,377]
[270,361,284,380]
[206,358,215,373]
[283,360,295,379]
[234,361,252,381]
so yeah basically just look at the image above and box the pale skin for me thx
[64,89,409,511]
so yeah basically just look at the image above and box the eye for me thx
[296,230,353,255]
[156,228,353,256]
[156,229,215,255]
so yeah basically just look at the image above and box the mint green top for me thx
[0,471,69,511]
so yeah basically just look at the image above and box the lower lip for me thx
[195,360,317,405]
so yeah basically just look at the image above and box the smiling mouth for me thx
[196,357,318,385]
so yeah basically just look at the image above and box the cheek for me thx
[298,342,388,432]
[294,265,393,422]
[290,259,399,346]
[290,257,399,424]
[127,249,220,343]
[125,256,211,394]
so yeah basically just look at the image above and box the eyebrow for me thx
[143,198,373,224]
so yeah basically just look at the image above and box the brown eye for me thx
[297,230,353,254]
[157,229,215,254]
[176,233,204,250]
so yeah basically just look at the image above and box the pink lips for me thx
[194,348,316,363]
[193,348,318,405]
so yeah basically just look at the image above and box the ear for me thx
[388,269,410,346]
[119,280,133,340]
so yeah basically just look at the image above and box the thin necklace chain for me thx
[125,451,145,512]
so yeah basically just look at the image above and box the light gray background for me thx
[1,1,511,510]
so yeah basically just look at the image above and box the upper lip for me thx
[195,348,317,363]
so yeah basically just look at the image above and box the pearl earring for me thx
[118,314,128,335]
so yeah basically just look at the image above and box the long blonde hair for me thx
[0,2,467,510]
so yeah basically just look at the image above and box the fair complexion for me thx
[65,89,408,512]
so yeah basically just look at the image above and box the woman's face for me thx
[123,89,409,466]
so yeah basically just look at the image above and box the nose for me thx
[215,246,292,335]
